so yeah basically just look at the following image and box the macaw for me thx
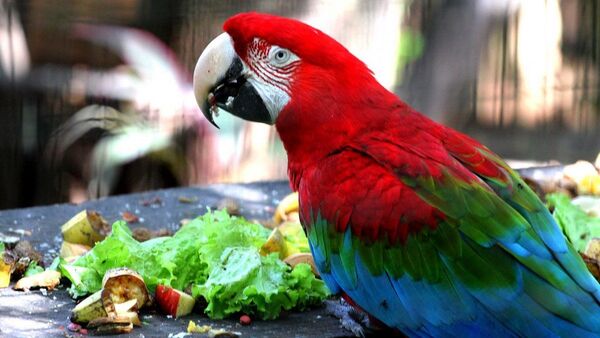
[192,12,600,337]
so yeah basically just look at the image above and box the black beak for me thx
[194,33,272,129]
[204,58,272,128]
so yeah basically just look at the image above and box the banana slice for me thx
[283,253,319,276]
[61,210,109,246]
[87,315,134,334]
[102,268,150,312]
[273,192,299,224]
[70,290,108,325]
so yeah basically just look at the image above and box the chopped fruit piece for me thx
[273,192,299,224]
[70,290,108,325]
[13,270,61,291]
[101,268,150,312]
[59,242,91,263]
[87,316,134,334]
[239,314,251,326]
[283,253,319,276]
[61,210,109,246]
[155,285,195,318]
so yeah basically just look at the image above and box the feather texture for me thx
[221,12,600,337]
[298,129,600,336]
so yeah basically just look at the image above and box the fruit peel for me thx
[61,210,109,246]
[156,284,195,318]
[13,270,61,291]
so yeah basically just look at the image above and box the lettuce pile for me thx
[547,193,600,252]
[59,209,329,319]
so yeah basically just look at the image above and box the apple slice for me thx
[155,285,195,318]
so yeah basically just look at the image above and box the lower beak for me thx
[193,33,272,128]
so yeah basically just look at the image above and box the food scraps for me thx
[187,321,241,337]
[60,242,91,263]
[13,270,61,291]
[61,210,109,246]
[547,193,600,252]
[177,195,198,204]
[1,240,46,288]
[239,314,251,326]
[102,268,150,311]
[59,209,329,320]
[121,211,140,223]
[70,268,149,334]
[156,285,195,318]
[140,196,162,207]
[273,192,299,224]
[131,227,172,242]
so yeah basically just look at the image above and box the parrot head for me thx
[193,12,393,129]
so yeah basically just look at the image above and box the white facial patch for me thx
[243,38,299,123]
[246,74,291,122]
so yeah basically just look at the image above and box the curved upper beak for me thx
[193,33,235,128]
[193,32,272,128]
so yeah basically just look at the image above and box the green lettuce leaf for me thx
[59,209,329,318]
[192,247,327,319]
[547,192,600,252]
[24,261,44,277]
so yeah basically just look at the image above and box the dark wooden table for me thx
[0,181,351,338]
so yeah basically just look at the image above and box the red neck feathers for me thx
[224,12,406,190]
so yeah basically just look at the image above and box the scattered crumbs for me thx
[187,322,240,337]
[168,332,190,338]
[187,321,211,334]
[208,328,241,337]
[40,289,48,296]
[121,211,140,223]
[178,196,198,204]
[0,233,19,244]
[239,315,251,326]
[8,228,32,236]
[140,196,162,207]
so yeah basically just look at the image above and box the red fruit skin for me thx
[67,323,82,332]
[155,285,180,317]
[240,314,251,326]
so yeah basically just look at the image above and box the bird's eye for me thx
[271,48,291,65]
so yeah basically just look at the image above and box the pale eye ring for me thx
[272,48,291,65]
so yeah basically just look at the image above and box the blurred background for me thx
[1,0,599,209]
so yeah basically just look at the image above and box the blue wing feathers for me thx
[309,215,600,337]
